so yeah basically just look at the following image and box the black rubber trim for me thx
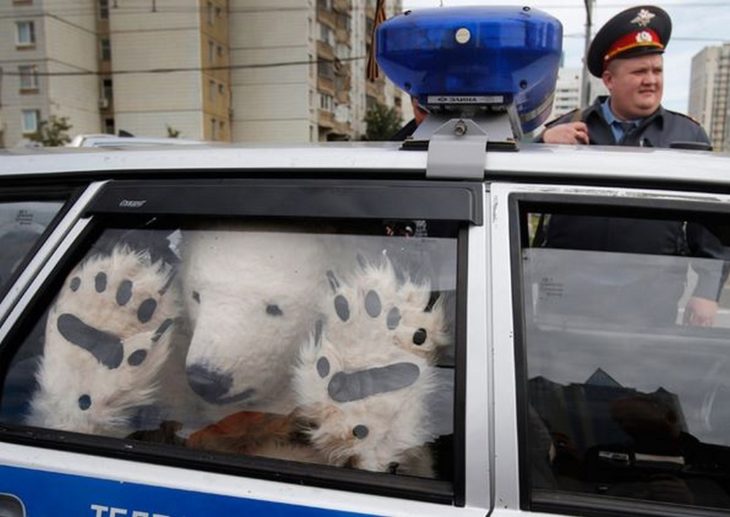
[84,179,484,225]
[508,194,532,511]
[512,191,730,217]
[0,424,453,505]
[452,224,469,507]
[532,490,729,517]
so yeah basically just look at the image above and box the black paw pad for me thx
[386,307,401,330]
[412,328,427,345]
[317,357,330,378]
[70,277,81,292]
[78,394,92,411]
[352,425,369,439]
[137,298,157,323]
[116,279,133,306]
[127,349,147,366]
[334,295,350,322]
[95,272,107,293]
[57,313,123,369]
[364,290,381,318]
[327,362,420,402]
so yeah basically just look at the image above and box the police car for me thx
[0,6,728,517]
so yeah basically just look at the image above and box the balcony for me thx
[333,0,351,13]
[316,40,335,61]
[317,7,336,29]
[317,76,335,96]
[366,79,385,101]
[335,28,349,45]
[318,109,335,129]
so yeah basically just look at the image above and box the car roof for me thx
[1,142,729,190]
[67,134,206,148]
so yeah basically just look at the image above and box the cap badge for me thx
[636,30,653,43]
[631,9,655,28]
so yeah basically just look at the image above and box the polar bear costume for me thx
[27,226,451,477]
[294,256,450,475]
[179,226,334,424]
[28,246,181,436]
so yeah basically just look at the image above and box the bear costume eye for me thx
[266,304,283,316]
[78,394,92,410]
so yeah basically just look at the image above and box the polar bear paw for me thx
[293,257,449,476]
[28,245,181,436]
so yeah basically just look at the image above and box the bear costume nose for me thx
[186,364,232,403]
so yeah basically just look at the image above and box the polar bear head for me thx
[181,227,330,416]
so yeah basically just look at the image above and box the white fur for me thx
[180,227,332,420]
[28,246,181,436]
[293,257,450,474]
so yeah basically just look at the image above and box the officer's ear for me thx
[602,66,615,93]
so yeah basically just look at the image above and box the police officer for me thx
[539,5,709,148]
[537,5,725,327]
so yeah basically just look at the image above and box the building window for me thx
[218,83,224,95]
[217,45,223,58]
[210,117,217,139]
[100,38,111,61]
[18,65,38,91]
[21,109,40,134]
[99,0,109,20]
[209,80,216,102]
[320,24,333,46]
[103,118,115,135]
[208,40,215,63]
[318,60,334,80]
[207,1,214,25]
[320,93,334,112]
[100,78,113,108]
[15,21,35,47]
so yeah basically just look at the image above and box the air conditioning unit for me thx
[99,97,109,109]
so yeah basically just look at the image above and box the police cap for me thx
[587,5,671,77]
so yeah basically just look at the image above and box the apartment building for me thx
[0,0,100,148]
[549,67,607,120]
[0,0,404,147]
[689,44,730,153]
[229,0,404,143]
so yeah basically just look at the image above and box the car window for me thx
[518,205,730,512]
[0,218,458,484]
[0,201,63,293]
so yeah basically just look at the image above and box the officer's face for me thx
[602,54,663,120]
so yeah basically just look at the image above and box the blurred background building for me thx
[0,0,405,147]
[689,43,730,153]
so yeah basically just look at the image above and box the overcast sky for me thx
[401,1,730,112]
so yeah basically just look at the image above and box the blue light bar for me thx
[376,6,563,132]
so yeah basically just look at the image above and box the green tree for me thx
[28,115,72,147]
[363,103,402,141]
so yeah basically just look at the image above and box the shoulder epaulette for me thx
[666,109,702,126]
